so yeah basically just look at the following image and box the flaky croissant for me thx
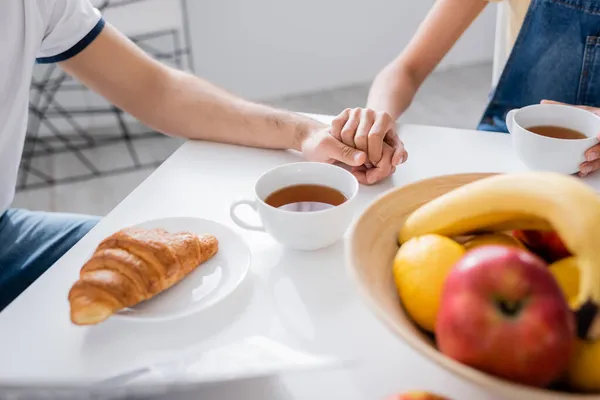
[68,227,218,325]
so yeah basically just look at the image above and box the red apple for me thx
[512,230,571,263]
[436,245,575,387]
[384,392,451,400]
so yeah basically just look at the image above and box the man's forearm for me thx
[60,23,324,151]
[150,69,325,150]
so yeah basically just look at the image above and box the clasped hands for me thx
[300,108,408,185]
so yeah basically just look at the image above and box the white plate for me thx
[111,217,250,322]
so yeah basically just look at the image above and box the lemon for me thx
[393,234,466,332]
[568,339,600,392]
[549,256,579,308]
[463,233,524,251]
[547,257,597,391]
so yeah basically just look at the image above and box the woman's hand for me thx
[329,108,408,184]
[541,100,600,176]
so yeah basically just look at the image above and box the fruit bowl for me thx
[346,173,599,400]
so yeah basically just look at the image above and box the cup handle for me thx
[230,199,265,232]
[506,109,518,133]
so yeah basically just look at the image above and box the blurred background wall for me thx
[185,0,496,99]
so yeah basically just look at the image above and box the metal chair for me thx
[19,0,193,190]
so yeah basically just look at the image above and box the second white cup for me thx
[506,103,600,174]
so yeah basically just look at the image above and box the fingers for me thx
[585,144,600,163]
[354,109,375,155]
[580,159,600,177]
[540,100,564,105]
[340,108,362,147]
[365,143,395,184]
[350,165,370,185]
[385,133,408,166]
[368,111,394,164]
[330,108,351,141]
[580,144,600,176]
[351,150,393,185]
[322,135,366,167]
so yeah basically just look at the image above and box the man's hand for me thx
[541,100,600,177]
[299,127,367,167]
[329,108,408,184]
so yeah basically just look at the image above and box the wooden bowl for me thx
[346,173,599,400]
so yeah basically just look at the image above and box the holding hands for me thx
[300,108,407,185]
[330,108,408,184]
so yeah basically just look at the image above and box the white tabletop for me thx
[1,115,599,400]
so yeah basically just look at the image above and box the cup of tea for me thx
[229,162,359,251]
[506,103,600,174]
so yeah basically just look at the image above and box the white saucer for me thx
[111,217,250,322]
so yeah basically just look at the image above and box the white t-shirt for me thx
[0,0,103,213]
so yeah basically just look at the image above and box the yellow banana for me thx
[477,216,552,233]
[399,172,600,340]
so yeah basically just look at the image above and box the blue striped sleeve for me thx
[36,18,105,64]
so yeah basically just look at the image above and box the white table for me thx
[2,115,599,400]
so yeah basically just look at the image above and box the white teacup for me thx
[230,162,359,251]
[506,104,600,174]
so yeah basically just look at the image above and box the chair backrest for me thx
[492,1,507,87]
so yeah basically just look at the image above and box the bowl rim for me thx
[345,173,599,399]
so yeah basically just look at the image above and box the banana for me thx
[399,172,600,340]
[477,216,552,233]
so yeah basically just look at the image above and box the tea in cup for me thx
[230,162,359,251]
[506,104,600,174]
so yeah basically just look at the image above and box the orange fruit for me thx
[393,234,466,332]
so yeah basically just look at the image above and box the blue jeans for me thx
[0,209,99,311]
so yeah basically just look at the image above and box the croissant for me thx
[68,227,218,325]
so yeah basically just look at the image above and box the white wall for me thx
[186,0,497,100]
[99,0,187,38]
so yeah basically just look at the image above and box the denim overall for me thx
[478,0,600,132]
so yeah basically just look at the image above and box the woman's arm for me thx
[367,0,488,121]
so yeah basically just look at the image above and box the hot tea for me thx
[264,184,347,212]
[527,125,587,140]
